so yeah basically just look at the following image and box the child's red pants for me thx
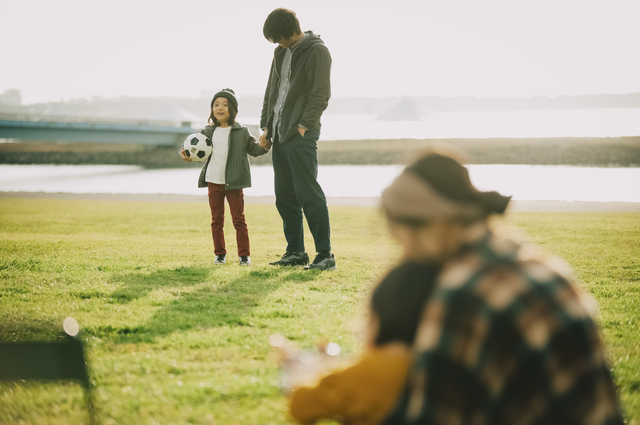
[207,183,250,257]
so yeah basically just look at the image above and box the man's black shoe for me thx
[269,252,309,266]
[213,254,226,265]
[304,252,337,271]
[239,256,252,266]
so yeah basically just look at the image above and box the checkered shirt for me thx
[384,224,624,425]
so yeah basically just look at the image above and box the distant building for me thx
[0,89,22,106]
[376,97,434,121]
[149,104,205,127]
[42,103,73,117]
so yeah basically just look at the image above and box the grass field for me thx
[0,198,638,424]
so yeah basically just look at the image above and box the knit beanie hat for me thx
[213,88,238,111]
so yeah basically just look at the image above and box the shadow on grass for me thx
[0,317,67,343]
[69,265,210,305]
[84,266,321,342]
[107,265,211,304]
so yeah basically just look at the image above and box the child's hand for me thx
[179,149,193,162]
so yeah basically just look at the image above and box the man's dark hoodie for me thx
[260,31,332,144]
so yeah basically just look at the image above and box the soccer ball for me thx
[182,133,212,162]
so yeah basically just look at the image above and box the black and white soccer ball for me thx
[182,133,212,162]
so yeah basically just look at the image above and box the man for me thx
[259,8,336,271]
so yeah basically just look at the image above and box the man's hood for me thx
[298,30,325,51]
[274,30,325,55]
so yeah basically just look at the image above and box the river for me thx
[1,164,639,203]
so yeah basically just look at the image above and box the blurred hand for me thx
[179,150,193,162]
[269,334,343,394]
[298,127,306,137]
[269,334,296,363]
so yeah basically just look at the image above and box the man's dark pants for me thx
[272,128,331,253]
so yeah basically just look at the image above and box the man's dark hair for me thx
[263,8,302,43]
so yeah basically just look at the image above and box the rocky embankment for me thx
[1,136,639,167]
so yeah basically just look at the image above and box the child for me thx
[179,88,269,266]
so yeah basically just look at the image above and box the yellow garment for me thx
[288,346,411,425]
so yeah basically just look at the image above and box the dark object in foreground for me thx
[0,317,96,424]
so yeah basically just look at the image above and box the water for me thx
[1,164,639,203]
[243,108,640,140]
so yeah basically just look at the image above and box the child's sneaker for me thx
[214,254,226,265]
[239,256,252,266]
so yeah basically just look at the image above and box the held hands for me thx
[259,129,272,150]
[258,127,305,150]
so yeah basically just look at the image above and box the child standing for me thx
[179,88,269,266]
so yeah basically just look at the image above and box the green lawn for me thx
[0,198,638,424]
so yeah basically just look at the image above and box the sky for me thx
[1,0,639,104]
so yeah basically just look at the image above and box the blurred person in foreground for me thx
[280,149,624,425]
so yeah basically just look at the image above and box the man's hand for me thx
[298,127,306,137]
[179,149,193,162]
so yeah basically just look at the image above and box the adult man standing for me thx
[259,8,336,271]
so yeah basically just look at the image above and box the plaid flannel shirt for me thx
[384,223,624,425]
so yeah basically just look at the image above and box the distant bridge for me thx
[0,114,202,147]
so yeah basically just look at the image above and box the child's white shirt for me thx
[205,126,232,184]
